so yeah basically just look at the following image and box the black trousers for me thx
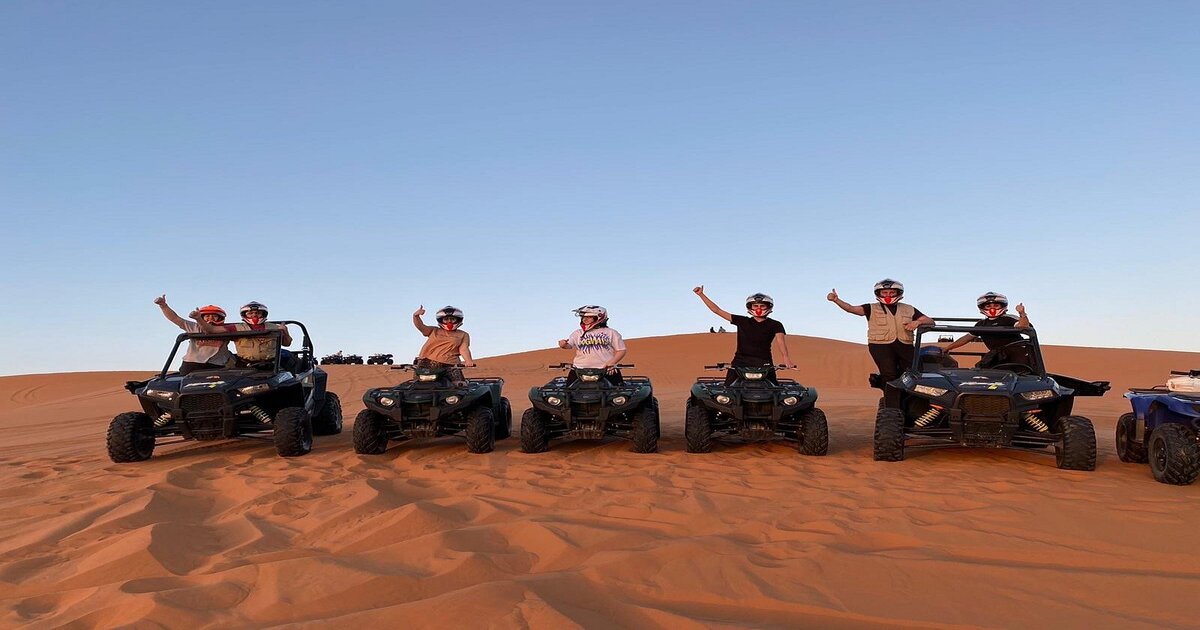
[869,342,914,408]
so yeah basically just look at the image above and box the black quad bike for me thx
[355,363,511,454]
[521,363,659,453]
[342,353,364,365]
[872,320,1109,469]
[685,364,828,455]
[107,321,342,462]
[366,353,395,365]
[320,353,345,365]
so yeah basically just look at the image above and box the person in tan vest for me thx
[412,305,475,386]
[828,279,934,408]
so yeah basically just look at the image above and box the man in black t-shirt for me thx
[943,292,1033,368]
[693,286,795,385]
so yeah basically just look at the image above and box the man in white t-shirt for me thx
[153,295,232,374]
[557,305,627,385]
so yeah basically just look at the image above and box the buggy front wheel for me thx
[107,412,156,463]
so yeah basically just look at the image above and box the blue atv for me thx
[1118,370,1200,485]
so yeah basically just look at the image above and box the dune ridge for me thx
[1,334,1198,628]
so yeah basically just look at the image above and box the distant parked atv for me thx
[1118,370,1200,484]
[873,319,1109,470]
[685,363,828,455]
[367,353,394,365]
[107,321,342,462]
[355,363,510,454]
[320,352,345,365]
[521,363,659,453]
[343,353,364,365]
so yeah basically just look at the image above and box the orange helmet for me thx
[197,305,226,320]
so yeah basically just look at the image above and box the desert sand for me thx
[2,333,1199,628]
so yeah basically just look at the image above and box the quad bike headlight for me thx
[546,396,563,406]
[914,385,948,397]
[444,395,461,405]
[611,396,627,405]
[744,372,764,380]
[239,384,271,395]
[378,396,396,407]
[580,374,601,382]
[782,396,798,406]
[145,389,177,400]
[418,374,438,382]
[1020,389,1056,401]
[715,394,732,405]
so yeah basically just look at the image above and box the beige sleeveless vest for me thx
[867,303,915,345]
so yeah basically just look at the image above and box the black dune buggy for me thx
[107,321,342,462]
[685,363,828,455]
[521,363,659,453]
[354,363,511,454]
[366,353,394,365]
[872,319,1109,470]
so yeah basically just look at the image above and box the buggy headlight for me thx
[782,396,798,406]
[611,396,627,405]
[378,396,396,407]
[580,374,600,382]
[418,374,438,382]
[744,372,764,380]
[715,394,732,405]
[914,385,948,397]
[239,384,271,395]
[145,389,177,400]
[444,395,460,405]
[1021,390,1055,401]
[546,396,563,406]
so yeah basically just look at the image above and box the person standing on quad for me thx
[154,295,233,374]
[943,292,1033,366]
[827,279,934,408]
[693,286,796,385]
[412,305,476,386]
[558,305,627,385]
[193,301,293,368]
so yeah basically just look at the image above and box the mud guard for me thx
[1049,373,1110,397]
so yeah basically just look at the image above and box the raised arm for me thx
[773,332,796,369]
[827,289,865,316]
[154,295,188,329]
[412,305,435,336]
[943,333,978,353]
[1015,303,1031,328]
[693,286,733,322]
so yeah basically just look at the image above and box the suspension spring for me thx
[155,412,173,428]
[248,405,273,424]
[915,405,944,428]
[1024,411,1049,432]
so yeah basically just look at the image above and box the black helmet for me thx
[745,293,774,316]
[977,292,1008,319]
[873,279,904,305]
[435,305,464,329]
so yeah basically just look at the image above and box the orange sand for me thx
[1,334,1198,628]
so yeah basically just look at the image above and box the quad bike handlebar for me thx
[547,363,634,369]
[1170,370,1200,377]
[391,363,476,370]
[704,363,795,370]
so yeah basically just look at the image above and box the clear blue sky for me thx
[2,1,1197,375]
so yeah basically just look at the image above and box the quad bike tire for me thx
[107,411,156,463]
[353,409,389,454]
[873,407,905,462]
[1055,415,1097,471]
[312,392,343,436]
[1149,423,1200,485]
[796,407,829,456]
[1115,412,1147,464]
[685,398,714,453]
[463,405,495,454]
[520,408,551,453]
[495,397,513,440]
[629,399,659,453]
[274,407,314,457]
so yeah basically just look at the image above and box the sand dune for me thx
[1,334,1198,628]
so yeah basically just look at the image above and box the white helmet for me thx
[745,293,774,317]
[573,305,608,331]
[873,279,904,305]
[435,306,464,330]
[977,292,1009,319]
[240,301,269,325]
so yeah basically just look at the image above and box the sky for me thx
[2,1,1198,376]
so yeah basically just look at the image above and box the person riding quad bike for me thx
[557,305,626,385]
[692,286,796,385]
[411,305,475,386]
